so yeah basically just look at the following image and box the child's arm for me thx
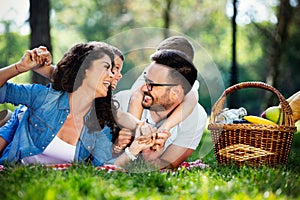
[158,89,198,132]
[115,109,142,130]
[128,80,199,132]
[113,109,140,154]
[128,89,144,119]
[127,68,149,120]
[33,64,56,81]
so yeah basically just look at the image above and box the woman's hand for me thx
[113,128,133,154]
[17,46,52,73]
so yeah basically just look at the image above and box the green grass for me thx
[1,130,300,200]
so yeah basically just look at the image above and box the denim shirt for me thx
[0,82,113,166]
[0,105,26,143]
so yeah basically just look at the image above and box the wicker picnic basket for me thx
[208,82,297,167]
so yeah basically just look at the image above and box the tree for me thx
[29,0,52,84]
[264,0,293,106]
[163,0,172,38]
[229,0,239,108]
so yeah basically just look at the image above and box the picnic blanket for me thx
[0,159,208,172]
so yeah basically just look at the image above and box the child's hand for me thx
[130,135,156,155]
[137,123,157,144]
[17,46,52,73]
[152,130,171,151]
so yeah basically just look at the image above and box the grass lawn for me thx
[1,129,300,200]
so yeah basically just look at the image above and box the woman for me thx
[0,42,153,166]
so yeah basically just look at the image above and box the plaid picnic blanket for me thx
[0,159,208,172]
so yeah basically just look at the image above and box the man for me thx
[114,49,207,169]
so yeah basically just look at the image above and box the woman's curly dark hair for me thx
[51,41,120,136]
[51,41,114,92]
[85,86,120,137]
[85,45,125,140]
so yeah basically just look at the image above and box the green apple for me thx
[265,106,281,124]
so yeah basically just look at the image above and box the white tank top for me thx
[21,136,76,165]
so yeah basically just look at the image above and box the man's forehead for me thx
[147,62,170,74]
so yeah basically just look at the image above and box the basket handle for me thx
[210,81,294,126]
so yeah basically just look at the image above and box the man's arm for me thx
[141,130,193,169]
[159,89,198,132]
[143,144,194,169]
[159,144,194,168]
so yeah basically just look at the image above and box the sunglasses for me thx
[144,75,178,91]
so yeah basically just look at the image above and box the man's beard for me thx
[141,92,154,110]
[141,92,173,112]
[142,102,166,111]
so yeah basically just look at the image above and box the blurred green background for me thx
[1,0,300,116]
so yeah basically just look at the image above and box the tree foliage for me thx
[1,0,300,114]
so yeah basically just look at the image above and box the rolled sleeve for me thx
[0,82,47,108]
[0,107,21,142]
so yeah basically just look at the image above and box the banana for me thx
[243,115,278,125]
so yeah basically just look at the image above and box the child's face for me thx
[111,55,123,90]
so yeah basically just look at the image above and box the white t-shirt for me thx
[114,81,207,150]
[21,136,76,165]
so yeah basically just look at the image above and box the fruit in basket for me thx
[261,106,281,124]
[260,91,300,123]
[243,115,277,125]
[287,91,300,122]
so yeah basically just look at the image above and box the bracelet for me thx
[14,63,21,73]
[125,147,137,161]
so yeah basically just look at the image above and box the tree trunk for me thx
[29,0,52,85]
[229,0,239,108]
[264,0,293,106]
[163,0,172,38]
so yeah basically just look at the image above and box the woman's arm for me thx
[113,123,156,167]
[0,63,22,87]
[0,47,52,87]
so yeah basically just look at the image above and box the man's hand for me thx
[140,129,170,162]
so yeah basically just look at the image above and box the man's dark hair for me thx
[150,49,197,95]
